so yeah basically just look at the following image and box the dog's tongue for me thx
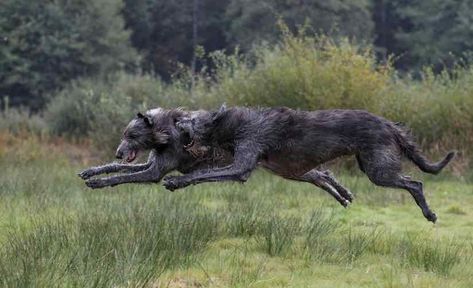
[127,150,136,162]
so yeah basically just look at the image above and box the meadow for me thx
[1,32,473,288]
[0,133,472,287]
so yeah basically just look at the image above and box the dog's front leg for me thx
[85,165,161,189]
[163,142,259,191]
[78,151,156,180]
[84,151,178,189]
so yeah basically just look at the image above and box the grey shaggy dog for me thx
[79,106,455,223]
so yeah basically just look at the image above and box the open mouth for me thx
[184,139,195,149]
[126,150,137,163]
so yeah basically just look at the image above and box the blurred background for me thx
[0,0,472,168]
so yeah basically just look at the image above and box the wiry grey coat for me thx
[79,106,455,223]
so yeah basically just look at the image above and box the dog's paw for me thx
[341,199,350,208]
[344,190,354,203]
[426,212,437,224]
[85,178,106,189]
[78,169,96,180]
[163,176,185,191]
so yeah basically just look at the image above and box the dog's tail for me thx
[390,122,455,174]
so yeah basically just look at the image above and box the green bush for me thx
[46,73,169,151]
[385,69,473,150]
[46,32,473,162]
[210,34,392,112]
[206,32,472,156]
[0,98,47,135]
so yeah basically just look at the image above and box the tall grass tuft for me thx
[225,201,268,237]
[303,209,342,262]
[344,228,382,262]
[396,235,462,275]
[0,199,221,287]
[258,215,300,256]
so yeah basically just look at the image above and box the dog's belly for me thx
[259,143,353,177]
[259,152,318,178]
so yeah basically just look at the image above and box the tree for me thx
[122,0,374,80]
[396,0,473,71]
[123,0,230,79]
[373,0,473,71]
[0,0,138,109]
[226,0,374,50]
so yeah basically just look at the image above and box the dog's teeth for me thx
[184,139,194,149]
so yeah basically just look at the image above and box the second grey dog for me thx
[162,106,455,223]
[80,106,455,223]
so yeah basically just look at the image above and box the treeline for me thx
[2,0,473,109]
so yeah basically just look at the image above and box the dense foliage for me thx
[44,33,473,164]
[373,0,473,71]
[3,0,473,108]
[0,0,472,168]
[0,0,137,108]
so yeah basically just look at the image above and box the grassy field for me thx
[1,135,472,287]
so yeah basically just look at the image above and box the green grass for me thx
[1,140,472,287]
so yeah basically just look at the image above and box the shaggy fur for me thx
[79,106,455,222]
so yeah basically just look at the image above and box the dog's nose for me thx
[116,150,123,159]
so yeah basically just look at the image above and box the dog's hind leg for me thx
[320,170,354,202]
[371,174,436,223]
[357,149,437,222]
[260,162,352,205]
[295,169,351,207]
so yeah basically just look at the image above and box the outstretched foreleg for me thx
[84,151,178,189]
[85,166,161,189]
[78,151,155,180]
[163,142,259,191]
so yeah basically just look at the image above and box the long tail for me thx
[390,122,456,174]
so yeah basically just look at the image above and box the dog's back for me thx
[209,107,393,155]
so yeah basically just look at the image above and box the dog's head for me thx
[115,108,188,162]
[115,105,226,163]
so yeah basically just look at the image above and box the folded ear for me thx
[137,112,153,127]
[212,103,227,121]
[219,103,227,113]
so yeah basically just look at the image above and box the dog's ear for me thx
[212,103,227,122]
[137,112,153,127]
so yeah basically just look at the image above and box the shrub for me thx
[46,73,169,152]
[211,34,392,113]
[46,31,473,165]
